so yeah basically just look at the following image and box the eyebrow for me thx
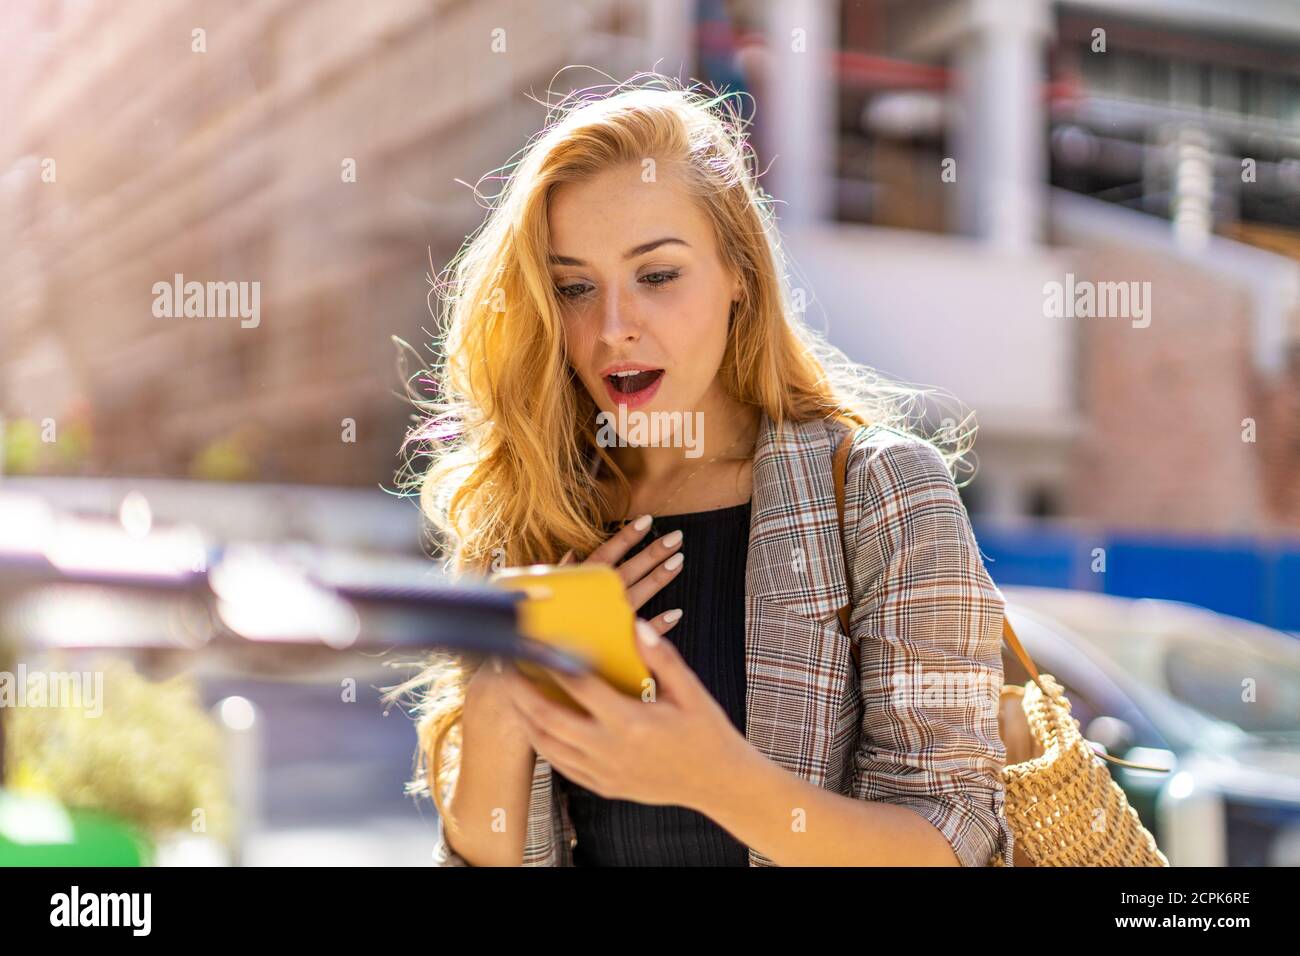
[548,237,690,267]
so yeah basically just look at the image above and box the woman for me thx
[398,77,1013,867]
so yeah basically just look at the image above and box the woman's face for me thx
[548,161,740,433]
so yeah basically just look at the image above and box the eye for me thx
[555,281,593,300]
[639,270,680,289]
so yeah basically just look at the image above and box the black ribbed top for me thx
[555,500,752,866]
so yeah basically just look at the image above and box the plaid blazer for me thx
[434,412,1015,867]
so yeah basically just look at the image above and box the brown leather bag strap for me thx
[1000,616,1046,697]
[832,428,854,641]
[829,426,1168,773]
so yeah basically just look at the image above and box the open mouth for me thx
[602,368,664,408]
[605,369,663,393]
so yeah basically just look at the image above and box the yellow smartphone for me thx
[491,563,651,711]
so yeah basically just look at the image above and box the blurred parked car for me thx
[1002,586,1300,867]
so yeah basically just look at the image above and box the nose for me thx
[596,285,640,347]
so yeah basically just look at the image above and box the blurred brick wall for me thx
[1067,247,1300,534]
[0,0,632,484]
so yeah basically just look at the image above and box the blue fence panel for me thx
[970,523,1084,590]
[1101,535,1266,623]
[969,523,1300,634]
[1269,546,1300,633]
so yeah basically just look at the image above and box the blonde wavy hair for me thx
[387,74,977,829]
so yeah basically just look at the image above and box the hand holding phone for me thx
[492,563,652,710]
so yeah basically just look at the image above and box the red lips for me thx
[601,364,664,409]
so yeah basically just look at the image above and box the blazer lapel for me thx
[743,413,855,865]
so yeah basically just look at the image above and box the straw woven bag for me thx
[831,430,1171,867]
[988,657,1169,866]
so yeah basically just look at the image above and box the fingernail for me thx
[633,514,652,532]
[661,530,683,549]
[636,619,660,646]
[664,552,684,571]
[663,608,683,624]
[491,657,503,674]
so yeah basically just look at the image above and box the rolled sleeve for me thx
[844,432,1014,867]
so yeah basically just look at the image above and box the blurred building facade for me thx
[750,0,1300,535]
[2,0,1298,538]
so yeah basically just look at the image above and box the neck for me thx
[607,385,759,486]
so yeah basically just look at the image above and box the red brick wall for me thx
[1067,246,1299,534]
